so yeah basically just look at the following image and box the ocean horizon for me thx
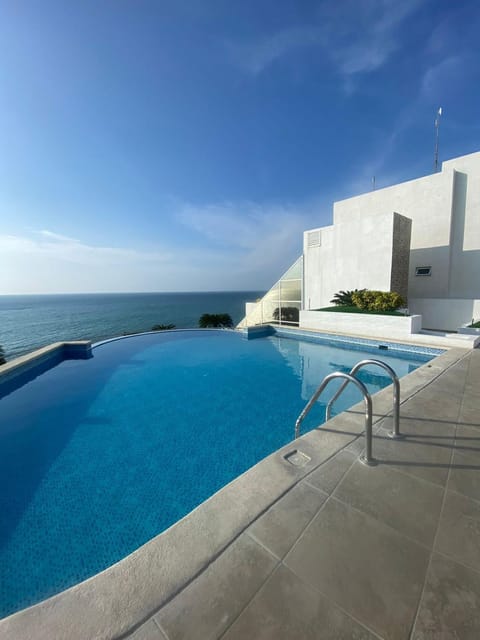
[0,291,264,360]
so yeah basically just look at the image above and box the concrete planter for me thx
[300,310,422,340]
[241,325,274,339]
[458,325,480,335]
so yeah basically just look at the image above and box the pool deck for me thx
[2,346,480,639]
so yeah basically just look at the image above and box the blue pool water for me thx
[0,330,432,617]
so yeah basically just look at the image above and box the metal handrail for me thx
[295,372,376,466]
[325,359,402,439]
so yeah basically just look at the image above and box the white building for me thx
[240,150,480,332]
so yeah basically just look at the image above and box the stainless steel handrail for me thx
[325,359,402,439]
[295,372,376,466]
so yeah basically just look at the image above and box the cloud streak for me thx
[0,231,179,294]
[229,0,425,82]
[0,198,327,294]
[229,26,322,76]
[0,231,173,267]
[178,198,326,275]
[421,54,478,102]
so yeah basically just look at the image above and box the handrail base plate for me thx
[360,456,378,467]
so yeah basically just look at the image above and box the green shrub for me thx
[330,289,366,306]
[316,305,404,316]
[351,290,405,312]
[151,324,176,331]
[0,345,5,365]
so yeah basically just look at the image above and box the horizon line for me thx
[0,289,266,297]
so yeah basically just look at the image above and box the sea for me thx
[0,291,264,360]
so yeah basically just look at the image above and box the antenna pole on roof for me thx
[434,107,442,172]
[372,176,376,191]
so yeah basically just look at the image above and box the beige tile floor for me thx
[130,350,480,640]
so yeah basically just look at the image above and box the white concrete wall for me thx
[300,310,422,340]
[409,298,480,331]
[334,171,452,248]
[334,170,454,299]
[445,157,480,299]
[443,153,480,254]
[303,212,396,310]
[303,225,333,310]
[332,152,480,305]
[303,151,480,330]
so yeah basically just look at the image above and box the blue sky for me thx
[0,0,479,294]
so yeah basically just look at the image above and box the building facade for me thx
[240,151,480,332]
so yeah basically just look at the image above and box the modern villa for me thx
[240,150,480,336]
[1,152,480,640]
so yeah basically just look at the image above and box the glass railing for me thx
[238,256,303,327]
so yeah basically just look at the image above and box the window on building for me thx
[415,266,432,276]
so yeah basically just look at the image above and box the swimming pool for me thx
[0,330,436,617]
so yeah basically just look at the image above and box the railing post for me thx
[296,358,406,467]
[361,392,375,466]
[389,373,403,439]
[327,359,403,440]
[295,372,376,466]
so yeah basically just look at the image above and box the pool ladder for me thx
[294,359,402,466]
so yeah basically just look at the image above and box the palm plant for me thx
[0,345,6,365]
[330,289,366,306]
[151,324,176,331]
[198,313,233,328]
[272,307,299,323]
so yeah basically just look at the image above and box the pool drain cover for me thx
[284,449,311,467]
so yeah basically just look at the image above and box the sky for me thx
[0,0,479,294]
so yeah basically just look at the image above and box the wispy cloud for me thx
[178,199,326,276]
[228,0,425,83]
[0,201,329,294]
[229,26,323,76]
[427,3,480,56]
[0,230,173,267]
[348,108,422,194]
[421,55,475,101]
[322,0,424,76]
[345,48,473,191]
[421,2,480,108]
[38,229,80,243]
[0,230,178,293]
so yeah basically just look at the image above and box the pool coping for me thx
[243,323,479,350]
[269,326,444,357]
[0,341,469,639]
[0,341,92,383]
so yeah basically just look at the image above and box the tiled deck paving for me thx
[129,349,480,640]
